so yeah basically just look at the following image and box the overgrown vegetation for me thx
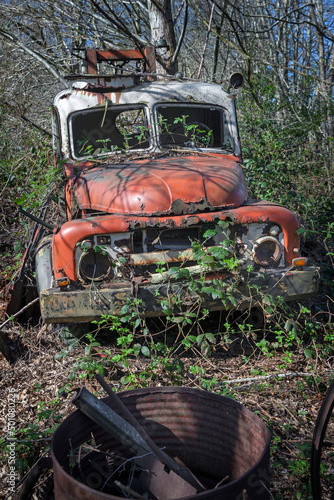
[1,69,334,500]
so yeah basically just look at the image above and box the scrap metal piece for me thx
[95,374,206,492]
[71,387,155,455]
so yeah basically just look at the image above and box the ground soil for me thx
[0,288,332,500]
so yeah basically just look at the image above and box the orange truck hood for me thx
[70,155,248,216]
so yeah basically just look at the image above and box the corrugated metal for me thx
[51,387,271,500]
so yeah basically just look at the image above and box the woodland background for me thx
[0,1,334,499]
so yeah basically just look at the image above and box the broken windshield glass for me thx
[156,104,232,151]
[70,106,150,158]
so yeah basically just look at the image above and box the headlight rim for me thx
[77,248,113,283]
[252,236,283,267]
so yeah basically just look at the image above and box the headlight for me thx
[78,249,113,282]
[253,236,282,267]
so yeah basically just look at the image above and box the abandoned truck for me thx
[13,48,319,325]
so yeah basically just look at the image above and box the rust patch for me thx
[73,83,127,92]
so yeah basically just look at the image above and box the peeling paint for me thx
[69,156,248,217]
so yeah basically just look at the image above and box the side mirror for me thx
[229,73,244,89]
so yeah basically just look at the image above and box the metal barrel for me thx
[51,386,271,500]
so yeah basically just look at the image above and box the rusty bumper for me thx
[40,266,319,323]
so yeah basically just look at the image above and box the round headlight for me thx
[78,250,113,282]
[253,236,282,267]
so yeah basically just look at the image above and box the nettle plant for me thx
[159,114,214,148]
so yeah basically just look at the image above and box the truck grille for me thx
[133,226,215,253]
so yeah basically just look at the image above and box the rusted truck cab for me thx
[36,49,319,323]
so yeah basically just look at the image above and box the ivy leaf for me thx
[133,343,141,356]
[120,304,130,315]
[182,338,192,349]
[168,267,179,275]
[196,334,204,345]
[141,346,151,357]
[228,295,238,307]
[173,316,184,323]
[205,332,216,344]
[134,318,141,328]
[176,268,190,279]
[201,339,211,357]
[263,295,273,306]
[212,289,223,299]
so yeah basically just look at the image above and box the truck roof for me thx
[54,79,235,111]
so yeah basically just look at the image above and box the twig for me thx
[218,371,312,387]
[0,98,52,137]
[0,297,39,330]
[10,454,52,500]
[197,2,215,79]
[172,0,188,64]
[100,450,156,492]
[215,475,229,488]
[275,401,300,424]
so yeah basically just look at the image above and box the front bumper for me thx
[40,266,319,323]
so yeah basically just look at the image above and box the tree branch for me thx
[0,29,67,86]
[0,99,52,137]
[172,0,188,63]
[197,1,215,79]
[88,0,148,46]
[219,371,316,389]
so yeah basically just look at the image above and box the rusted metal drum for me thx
[51,387,271,500]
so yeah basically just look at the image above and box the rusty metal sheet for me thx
[51,387,271,500]
[86,48,149,75]
[72,156,248,216]
[40,267,319,323]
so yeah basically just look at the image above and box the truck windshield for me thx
[156,104,232,151]
[70,106,150,158]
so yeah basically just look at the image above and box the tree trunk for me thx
[147,0,177,75]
